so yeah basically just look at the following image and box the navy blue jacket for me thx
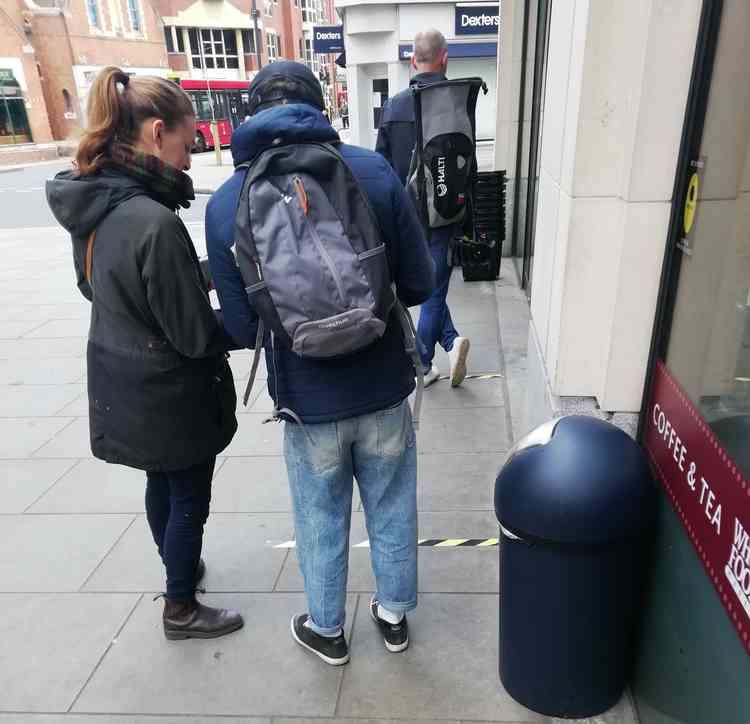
[206,104,435,424]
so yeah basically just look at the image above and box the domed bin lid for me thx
[495,416,655,545]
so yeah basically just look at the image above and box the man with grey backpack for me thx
[377,29,484,390]
[206,62,435,665]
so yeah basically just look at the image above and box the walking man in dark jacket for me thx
[206,62,435,665]
[376,29,471,389]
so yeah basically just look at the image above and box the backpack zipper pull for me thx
[292,176,309,216]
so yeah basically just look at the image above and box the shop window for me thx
[127,0,142,34]
[267,31,280,62]
[87,0,101,29]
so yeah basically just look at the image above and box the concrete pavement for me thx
[0,155,638,723]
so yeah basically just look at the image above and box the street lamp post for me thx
[251,0,262,72]
[197,31,222,166]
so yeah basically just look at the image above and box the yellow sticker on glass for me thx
[684,172,699,235]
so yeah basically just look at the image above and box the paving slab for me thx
[415,511,499,593]
[275,512,373,593]
[548,691,639,724]
[83,513,293,593]
[418,408,510,454]
[0,357,85,385]
[0,320,48,339]
[0,513,135,591]
[337,593,545,723]
[1,302,90,321]
[0,337,85,358]
[0,459,77,513]
[27,458,147,514]
[434,343,503,374]
[23,318,90,339]
[0,592,139,712]
[32,417,94,458]
[55,389,89,416]
[211,456,291,512]
[0,417,74,458]
[222,414,283,457]
[418,452,500,511]
[443,321,500,347]
[0,383,83,417]
[72,593,356,717]
[0,717,267,724]
[276,511,498,595]
[416,377,506,410]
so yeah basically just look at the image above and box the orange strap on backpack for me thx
[85,230,96,283]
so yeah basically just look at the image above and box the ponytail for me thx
[75,66,194,176]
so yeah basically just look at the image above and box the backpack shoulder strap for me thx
[85,229,96,283]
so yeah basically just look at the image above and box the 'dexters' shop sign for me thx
[455,3,499,35]
[312,25,344,54]
[644,360,750,656]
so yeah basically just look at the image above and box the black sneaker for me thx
[291,614,350,666]
[370,597,409,653]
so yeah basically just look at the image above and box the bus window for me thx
[188,91,213,122]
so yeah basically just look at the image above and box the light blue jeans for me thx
[284,399,418,635]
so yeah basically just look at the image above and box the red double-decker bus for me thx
[178,79,251,152]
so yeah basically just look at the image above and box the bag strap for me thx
[242,319,265,406]
[85,229,96,283]
[395,301,423,430]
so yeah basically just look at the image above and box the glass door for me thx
[635,1,750,721]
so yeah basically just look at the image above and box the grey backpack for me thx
[407,78,486,229]
[234,141,423,425]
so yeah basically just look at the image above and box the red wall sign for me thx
[644,360,750,656]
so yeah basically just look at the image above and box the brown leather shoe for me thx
[163,598,243,641]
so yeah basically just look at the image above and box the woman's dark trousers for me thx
[145,458,215,602]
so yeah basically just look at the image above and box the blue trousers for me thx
[418,239,459,367]
[284,400,418,634]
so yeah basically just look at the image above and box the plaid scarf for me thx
[108,146,195,210]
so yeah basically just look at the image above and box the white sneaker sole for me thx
[450,338,470,387]
[369,604,409,653]
[290,616,350,666]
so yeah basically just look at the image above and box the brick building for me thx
[0,0,53,145]
[156,0,342,112]
[0,0,343,151]
[1,0,168,144]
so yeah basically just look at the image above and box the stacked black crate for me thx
[459,170,506,281]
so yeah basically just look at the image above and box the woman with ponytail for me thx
[46,68,242,640]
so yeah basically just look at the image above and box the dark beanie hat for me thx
[248,61,325,115]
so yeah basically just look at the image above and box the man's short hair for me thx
[413,29,447,65]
